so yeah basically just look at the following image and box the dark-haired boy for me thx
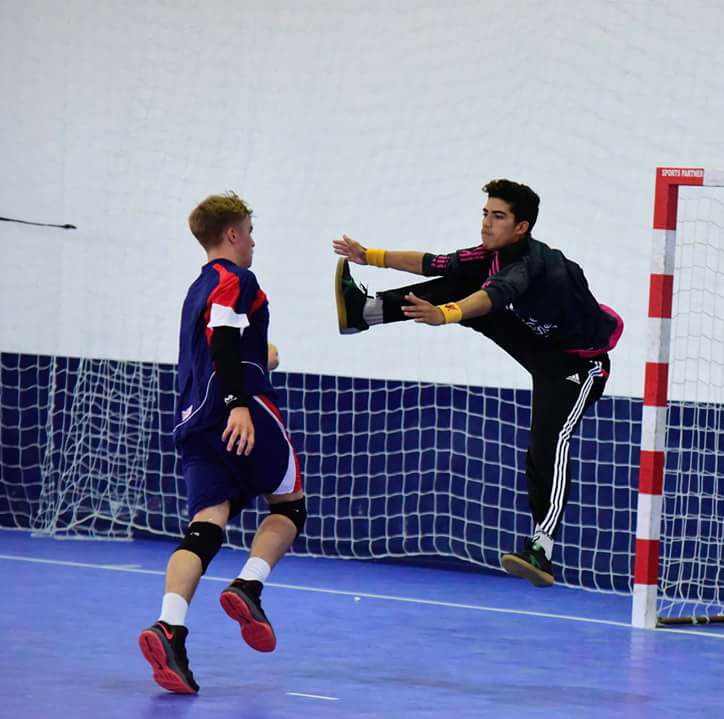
[333,179,622,587]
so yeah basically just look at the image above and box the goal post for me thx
[632,167,724,628]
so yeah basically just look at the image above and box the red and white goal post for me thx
[632,166,724,629]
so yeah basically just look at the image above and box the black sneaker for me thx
[219,579,276,652]
[138,621,199,694]
[335,258,370,334]
[501,539,555,587]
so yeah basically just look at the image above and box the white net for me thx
[0,356,174,538]
[1,351,639,593]
[658,185,724,622]
[2,2,724,619]
[5,187,722,610]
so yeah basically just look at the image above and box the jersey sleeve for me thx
[482,260,532,312]
[206,266,260,333]
[205,265,263,409]
[422,245,491,277]
[422,251,456,276]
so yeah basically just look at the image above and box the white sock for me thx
[362,297,384,325]
[238,557,271,584]
[532,527,554,560]
[159,592,189,626]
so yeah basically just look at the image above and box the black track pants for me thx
[377,277,610,538]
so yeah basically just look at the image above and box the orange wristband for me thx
[437,302,463,324]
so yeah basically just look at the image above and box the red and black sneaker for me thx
[219,579,276,652]
[501,539,555,587]
[138,621,199,694]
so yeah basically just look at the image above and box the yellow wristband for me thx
[437,302,463,324]
[366,248,387,267]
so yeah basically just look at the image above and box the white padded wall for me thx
[2,1,724,396]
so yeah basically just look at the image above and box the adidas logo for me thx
[565,374,580,384]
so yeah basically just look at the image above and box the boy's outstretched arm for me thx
[333,234,426,275]
[401,289,492,325]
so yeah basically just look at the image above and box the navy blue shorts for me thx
[179,395,302,519]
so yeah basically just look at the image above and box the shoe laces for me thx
[234,578,264,609]
[343,273,372,300]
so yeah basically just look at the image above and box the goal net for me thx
[1,351,638,593]
[633,168,724,628]
[10,178,723,617]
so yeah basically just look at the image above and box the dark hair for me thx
[483,179,540,232]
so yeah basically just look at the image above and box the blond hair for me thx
[188,191,252,249]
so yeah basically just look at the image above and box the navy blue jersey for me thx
[422,236,623,356]
[174,259,275,446]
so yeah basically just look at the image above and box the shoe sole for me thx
[501,554,555,587]
[220,590,277,652]
[335,257,352,334]
[138,630,198,694]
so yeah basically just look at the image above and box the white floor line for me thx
[0,554,164,575]
[1,552,723,641]
[287,692,339,701]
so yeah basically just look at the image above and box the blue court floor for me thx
[2,528,723,719]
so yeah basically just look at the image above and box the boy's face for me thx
[481,197,529,250]
[228,215,255,268]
